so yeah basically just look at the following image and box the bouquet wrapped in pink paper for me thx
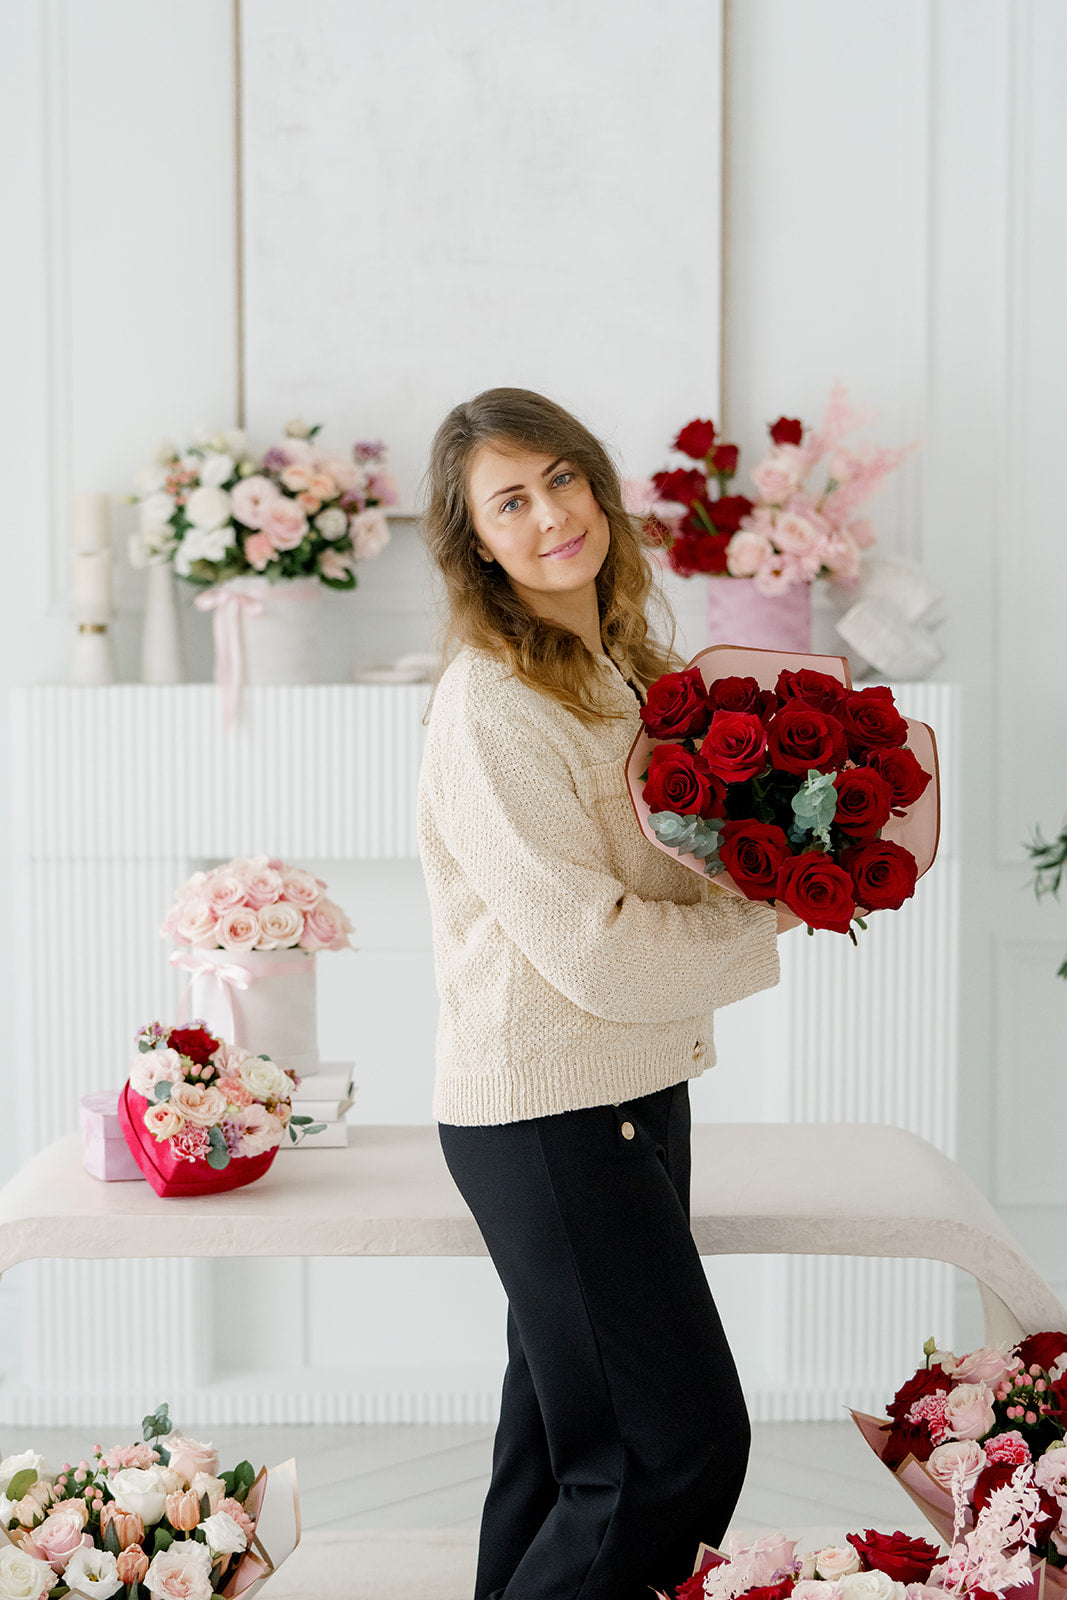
[0,1402,299,1599]
[654,1526,946,1600]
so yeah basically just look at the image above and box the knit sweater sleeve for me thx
[428,680,779,1026]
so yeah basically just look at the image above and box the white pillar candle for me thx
[72,549,113,616]
[71,491,111,554]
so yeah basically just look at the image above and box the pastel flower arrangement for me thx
[160,856,354,955]
[0,1403,293,1600]
[125,418,397,589]
[628,381,916,593]
[657,1527,946,1600]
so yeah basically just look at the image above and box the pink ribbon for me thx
[194,586,265,729]
[169,947,313,1043]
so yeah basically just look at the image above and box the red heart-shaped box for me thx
[117,1082,280,1199]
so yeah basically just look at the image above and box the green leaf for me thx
[138,1039,153,1053]
[142,1402,171,1441]
[235,1460,255,1490]
[207,1148,230,1170]
[305,1122,327,1136]
[153,1526,174,1553]
[6,1468,37,1501]
[154,1080,172,1102]
[290,1115,314,1127]
[104,1520,122,1557]
[207,1125,228,1153]
[200,1492,212,1521]
[790,769,838,849]
[647,810,723,868]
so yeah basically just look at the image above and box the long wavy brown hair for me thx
[419,387,683,723]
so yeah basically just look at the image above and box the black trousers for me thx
[438,1081,750,1600]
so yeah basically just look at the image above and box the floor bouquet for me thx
[0,1403,299,1599]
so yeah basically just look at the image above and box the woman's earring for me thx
[477,549,493,563]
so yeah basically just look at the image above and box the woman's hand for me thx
[774,904,805,934]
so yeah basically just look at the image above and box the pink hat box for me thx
[79,1089,145,1182]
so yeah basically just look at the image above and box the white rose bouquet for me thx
[0,1403,298,1600]
[124,419,396,590]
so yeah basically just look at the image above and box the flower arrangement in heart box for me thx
[625,646,939,938]
[118,1022,324,1199]
[851,1331,1067,1599]
[0,1402,298,1600]
[656,1528,948,1600]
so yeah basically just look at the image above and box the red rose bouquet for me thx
[626,645,939,938]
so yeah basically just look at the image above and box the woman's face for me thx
[466,440,611,608]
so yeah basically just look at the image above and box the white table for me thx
[1,1123,1061,1344]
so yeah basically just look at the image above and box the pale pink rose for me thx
[847,517,877,550]
[205,870,247,918]
[296,491,323,514]
[159,904,182,940]
[794,1584,845,1600]
[23,1506,92,1573]
[903,1587,953,1600]
[319,546,354,581]
[942,1381,996,1440]
[307,472,336,500]
[727,528,774,577]
[753,549,803,596]
[243,531,274,571]
[143,1101,185,1141]
[366,470,399,507]
[216,905,260,953]
[299,898,351,952]
[313,453,364,493]
[243,867,283,910]
[773,512,825,558]
[260,498,309,552]
[230,475,282,530]
[750,444,807,503]
[143,1539,213,1600]
[175,897,219,948]
[723,1532,797,1587]
[812,1547,862,1580]
[256,902,304,948]
[276,436,315,465]
[168,1083,227,1128]
[174,870,209,902]
[233,1102,284,1158]
[213,1042,252,1076]
[129,1045,185,1099]
[349,507,390,560]
[280,464,313,493]
[217,1075,254,1108]
[99,1443,159,1471]
[951,1347,1017,1387]
[822,528,860,584]
[279,869,322,910]
[1033,1443,1067,1504]
[926,1437,987,1493]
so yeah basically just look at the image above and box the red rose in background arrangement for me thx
[841,687,909,758]
[1046,1372,1067,1427]
[864,746,932,813]
[639,666,711,740]
[671,418,717,460]
[769,416,804,447]
[706,675,777,724]
[167,1025,221,1066]
[668,532,731,576]
[775,852,855,934]
[745,1583,796,1600]
[707,494,755,534]
[710,443,739,477]
[767,701,848,776]
[775,667,847,716]
[720,821,792,900]
[833,767,893,840]
[699,711,768,783]
[846,1531,940,1585]
[643,745,724,819]
[842,839,918,911]
[652,467,708,507]
[886,1364,950,1421]
[1016,1331,1067,1374]
[882,1419,935,1469]
[972,1465,1059,1543]
[675,1576,708,1600]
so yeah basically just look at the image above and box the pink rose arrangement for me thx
[0,1402,297,1599]
[629,381,916,591]
[125,418,397,589]
[160,855,354,955]
[656,1527,945,1600]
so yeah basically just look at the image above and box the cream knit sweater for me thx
[416,641,781,1126]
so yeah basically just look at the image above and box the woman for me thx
[416,387,798,1600]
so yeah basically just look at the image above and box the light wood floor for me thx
[0,1420,916,1536]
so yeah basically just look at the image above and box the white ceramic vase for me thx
[141,561,184,683]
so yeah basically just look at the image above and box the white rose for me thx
[313,506,348,540]
[0,1544,55,1600]
[255,902,304,949]
[107,1465,171,1525]
[814,1548,862,1580]
[143,1541,212,1600]
[128,1045,185,1100]
[237,1055,292,1102]
[926,1437,987,1493]
[62,1546,121,1598]
[139,492,175,533]
[199,1510,248,1556]
[0,1451,46,1496]
[127,526,177,569]
[350,507,390,560]
[197,453,235,490]
[184,485,232,532]
[794,1584,845,1600]
[838,1573,907,1600]
[181,523,233,563]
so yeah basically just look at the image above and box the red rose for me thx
[886,1363,951,1421]
[652,467,708,507]
[775,851,855,934]
[676,1576,708,1600]
[643,744,723,819]
[832,767,893,840]
[671,418,717,460]
[1015,1331,1067,1374]
[769,416,804,447]
[846,1530,940,1585]
[720,822,792,900]
[973,1464,1059,1543]
[766,701,848,776]
[1047,1371,1067,1426]
[706,675,777,724]
[640,667,711,740]
[841,687,909,758]
[882,1419,936,1469]
[710,443,739,477]
[745,1584,795,1600]
[775,667,847,716]
[841,839,918,911]
[167,1025,221,1067]
[864,746,933,813]
[699,711,768,783]
[667,531,731,576]
[708,494,755,534]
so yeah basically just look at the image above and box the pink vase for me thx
[705,575,812,652]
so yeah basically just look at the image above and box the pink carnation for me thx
[99,1442,161,1471]
[907,1392,951,1445]
[170,1125,211,1163]
[983,1431,1031,1467]
[217,1075,254,1108]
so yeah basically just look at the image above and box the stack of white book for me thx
[281,1061,355,1150]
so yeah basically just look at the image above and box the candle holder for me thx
[71,618,116,685]
[70,493,116,684]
